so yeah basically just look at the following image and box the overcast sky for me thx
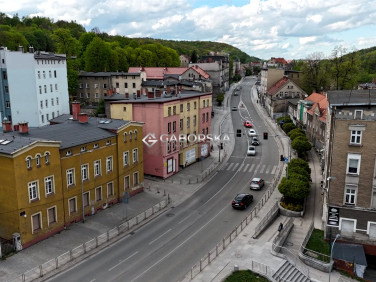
[2,0,376,60]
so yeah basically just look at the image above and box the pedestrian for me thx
[278,222,283,233]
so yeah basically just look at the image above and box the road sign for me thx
[284,158,289,163]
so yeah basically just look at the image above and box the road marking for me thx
[249,164,255,172]
[149,229,172,245]
[232,163,239,171]
[89,279,96,282]
[271,165,277,175]
[227,163,234,171]
[259,164,266,173]
[243,164,249,172]
[108,251,139,272]
[238,163,244,171]
[221,163,229,170]
[265,165,270,174]
[178,215,192,225]
[254,164,260,173]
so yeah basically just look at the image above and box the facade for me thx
[0,103,143,248]
[0,46,70,128]
[180,55,190,67]
[260,68,284,103]
[109,89,212,179]
[324,90,376,255]
[76,71,146,106]
[264,76,305,119]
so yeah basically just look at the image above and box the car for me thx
[248,129,256,136]
[247,145,256,156]
[251,136,260,146]
[232,106,238,111]
[244,121,252,128]
[250,178,265,190]
[234,91,239,96]
[232,193,253,209]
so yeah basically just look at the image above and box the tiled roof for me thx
[188,65,210,79]
[305,92,328,122]
[267,76,289,95]
[128,67,187,80]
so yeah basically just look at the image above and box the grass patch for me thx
[304,229,330,262]
[225,270,270,282]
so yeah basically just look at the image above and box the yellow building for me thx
[0,104,144,249]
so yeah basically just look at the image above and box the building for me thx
[180,55,190,67]
[0,46,70,128]
[76,71,146,107]
[109,89,212,179]
[0,102,143,248]
[260,68,285,103]
[323,90,376,256]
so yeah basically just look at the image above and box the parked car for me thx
[232,106,238,111]
[244,120,252,128]
[248,129,256,136]
[247,145,256,156]
[250,178,265,190]
[232,193,253,209]
[251,137,260,146]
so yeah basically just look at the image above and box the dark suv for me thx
[232,193,253,209]
[251,137,260,146]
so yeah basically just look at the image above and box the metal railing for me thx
[253,201,279,238]
[8,199,169,282]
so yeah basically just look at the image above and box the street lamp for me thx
[329,234,340,282]
[276,135,291,179]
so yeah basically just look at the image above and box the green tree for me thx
[288,128,305,140]
[191,50,198,63]
[282,122,296,134]
[114,47,129,72]
[83,37,111,72]
[94,100,105,116]
[289,158,311,175]
[278,177,310,200]
[292,136,312,157]
[216,93,224,106]
[301,52,330,93]
[51,28,79,56]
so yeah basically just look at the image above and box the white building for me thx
[0,46,70,128]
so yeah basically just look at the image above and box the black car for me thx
[232,193,253,209]
[251,137,260,146]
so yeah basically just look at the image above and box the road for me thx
[48,77,280,282]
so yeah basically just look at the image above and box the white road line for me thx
[232,163,239,171]
[254,164,260,173]
[227,163,234,171]
[259,164,266,173]
[221,163,229,170]
[249,164,255,172]
[178,215,192,225]
[243,164,249,172]
[149,229,172,245]
[265,165,270,174]
[108,251,139,272]
[238,163,244,171]
[89,279,96,282]
[271,165,277,175]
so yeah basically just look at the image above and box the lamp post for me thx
[329,234,340,282]
[276,135,291,179]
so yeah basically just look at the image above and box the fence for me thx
[8,199,169,282]
[169,160,221,185]
[179,161,283,281]
[253,201,279,238]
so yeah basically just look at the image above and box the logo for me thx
[142,133,158,148]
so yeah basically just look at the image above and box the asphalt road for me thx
[48,77,279,282]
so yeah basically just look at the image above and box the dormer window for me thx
[26,157,32,169]
[94,143,99,149]
[66,150,72,156]
[81,147,86,152]
[106,140,111,145]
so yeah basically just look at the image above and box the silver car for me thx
[247,145,256,156]
[250,178,265,190]
[248,129,256,137]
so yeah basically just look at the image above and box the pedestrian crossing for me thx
[221,162,278,175]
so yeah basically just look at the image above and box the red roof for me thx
[305,92,328,122]
[127,67,187,80]
[186,65,210,79]
[267,76,289,95]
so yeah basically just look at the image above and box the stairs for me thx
[272,261,311,282]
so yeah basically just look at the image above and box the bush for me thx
[280,200,303,212]
[292,136,312,157]
[277,116,292,125]
[216,93,224,106]
[278,177,310,200]
[225,270,269,282]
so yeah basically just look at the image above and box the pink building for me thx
[110,89,212,179]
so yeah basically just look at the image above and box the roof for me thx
[127,67,187,80]
[267,76,289,95]
[79,71,140,78]
[186,65,210,79]
[2,116,131,151]
[333,243,367,266]
[0,134,56,155]
[305,92,328,122]
[328,90,376,106]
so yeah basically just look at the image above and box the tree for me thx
[288,128,305,141]
[191,50,198,63]
[94,100,105,116]
[289,158,311,175]
[51,28,79,57]
[282,122,296,134]
[301,52,330,94]
[292,136,312,157]
[83,37,111,72]
[216,93,224,106]
[278,177,310,200]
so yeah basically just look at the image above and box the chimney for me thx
[155,90,161,98]
[72,101,80,120]
[137,90,141,98]
[13,124,19,131]
[2,120,12,132]
[78,113,88,123]
[18,46,24,53]
[147,92,154,99]
[18,122,29,134]
[28,46,34,53]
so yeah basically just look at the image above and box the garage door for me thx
[186,148,196,164]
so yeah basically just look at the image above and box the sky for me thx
[2,0,376,60]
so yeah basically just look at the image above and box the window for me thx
[81,164,89,181]
[129,132,133,141]
[69,197,77,214]
[46,113,49,121]
[132,83,136,88]
[45,176,54,195]
[180,119,183,130]
[67,169,75,186]
[50,84,53,92]
[43,71,46,79]
[134,130,137,140]
[81,146,86,152]
[86,93,90,98]
[66,150,72,156]
[36,155,41,166]
[40,100,43,109]
[55,84,58,91]
[39,85,42,94]
[124,152,129,166]
[4,86,8,93]
[194,102,197,109]
[5,100,10,108]
[350,130,362,145]
[173,106,176,115]
[206,112,209,122]
[167,141,171,153]
[168,107,171,116]
[38,71,41,79]
[168,122,171,133]
[103,83,107,88]
[49,70,51,78]
[187,103,190,111]
[180,104,183,112]
[94,160,101,176]
[133,148,138,163]
[41,115,44,123]
[51,98,54,106]
[54,70,57,78]
[347,153,361,175]
[172,140,176,151]
[32,213,41,233]
[45,99,48,107]
[173,121,176,132]
[354,110,363,119]
[107,182,114,196]
[187,117,190,128]
[85,83,89,89]
[125,82,128,88]
[133,172,139,186]
[47,207,56,225]
[94,143,99,149]
[45,152,50,164]
[193,115,196,126]
[124,175,130,189]
[83,192,89,207]
[95,93,99,99]
[124,132,127,142]
[202,113,205,122]
[28,181,39,201]
[345,186,357,205]
[106,140,111,145]
[44,85,47,93]
[95,187,102,202]
[107,157,113,172]
[56,97,59,105]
